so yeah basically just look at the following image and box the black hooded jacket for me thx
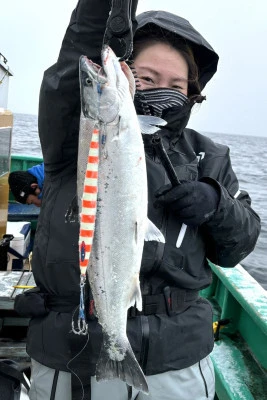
[26,0,260,377]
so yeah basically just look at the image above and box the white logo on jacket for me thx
[196,152,205,163]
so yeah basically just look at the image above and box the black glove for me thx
[154,180,220,227]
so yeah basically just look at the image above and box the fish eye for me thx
[85,77,92,86]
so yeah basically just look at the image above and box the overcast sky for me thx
[1,0,267,136]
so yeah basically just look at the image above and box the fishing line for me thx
[97,66,104,83]
[68,304,91,400]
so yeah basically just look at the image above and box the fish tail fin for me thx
[96,335,149,394]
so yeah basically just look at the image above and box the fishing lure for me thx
[72,126,100,335]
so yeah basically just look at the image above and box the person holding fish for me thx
[17,1,260,399]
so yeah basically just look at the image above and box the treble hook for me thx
[71,275,88,335]
[71,318,88,335]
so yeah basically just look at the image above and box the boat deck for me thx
[0,270,34,360]
[8,203,40,233]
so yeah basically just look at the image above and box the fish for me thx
[76,46,166,393]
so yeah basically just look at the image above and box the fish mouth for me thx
[81,56,107,84]
[80,56,107,117]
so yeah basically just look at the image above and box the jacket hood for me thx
[136,10,219,90]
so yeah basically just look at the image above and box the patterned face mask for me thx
[134,87,189,117]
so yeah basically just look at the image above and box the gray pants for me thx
[29,356,215,400]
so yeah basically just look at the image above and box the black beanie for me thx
[8,171,38,204]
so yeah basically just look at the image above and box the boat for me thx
[0,52,13,240]
[1,161,267,396]
[1,156,267,398]
[0,52,13,110]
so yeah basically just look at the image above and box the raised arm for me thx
[38,0,111,175]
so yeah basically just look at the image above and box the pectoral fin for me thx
[145,218,165,243]
[128,274,142,312]
[138,115,167,135]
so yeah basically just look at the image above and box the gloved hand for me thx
[154,180,220,227]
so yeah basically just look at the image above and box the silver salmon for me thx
[77,46,165,393]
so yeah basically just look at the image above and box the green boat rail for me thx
[201,262,267,400]
[10,154,43,173]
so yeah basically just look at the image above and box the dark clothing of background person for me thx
[26,0,260,389]
[8,163,44,204]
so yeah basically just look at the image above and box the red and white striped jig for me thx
[79,127,99,276]
[72,126,99,335]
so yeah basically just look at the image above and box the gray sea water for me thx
[11,113,267,290]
